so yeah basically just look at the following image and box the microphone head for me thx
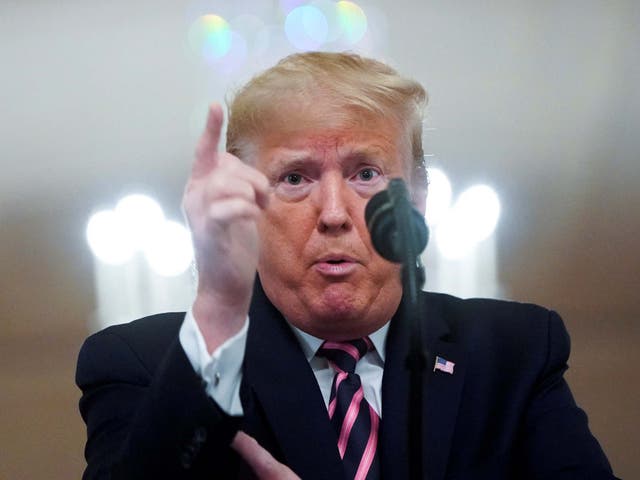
[365,180,429,263]
[365,188,398,261]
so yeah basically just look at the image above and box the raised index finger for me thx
[192,103,224,178]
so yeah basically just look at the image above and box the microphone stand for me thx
[387,180,428,480]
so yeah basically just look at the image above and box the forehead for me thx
[253,108,410,165]
[263,129,396,155]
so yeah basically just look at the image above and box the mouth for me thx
[314,254,359,276]
[316,254,357,264]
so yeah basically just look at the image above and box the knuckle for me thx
[207,203,226,221]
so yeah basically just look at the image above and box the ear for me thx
[411,185,427,216]
[410,168,428,216]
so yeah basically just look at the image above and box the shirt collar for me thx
[289,320,390,363]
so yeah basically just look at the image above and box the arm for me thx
[77,315,301,480]
[183,103,269,355]
[76,326,242,479]
[77,105,298,479]
[517,310,619,479]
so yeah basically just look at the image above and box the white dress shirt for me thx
[179,309,389,417]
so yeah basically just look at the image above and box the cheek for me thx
[257,204,314,267]
[371,255,402,283]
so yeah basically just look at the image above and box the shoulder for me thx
[426,291,560,337]
[424,292,568,367]
[427,291,551,319]
[76,312,186,387]
[92,311,185,348]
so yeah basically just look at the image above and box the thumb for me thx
[231,431,301,479]
[191,103,224,178]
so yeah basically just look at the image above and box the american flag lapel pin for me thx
[434,355,455,375]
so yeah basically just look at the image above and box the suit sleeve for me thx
[517,310,619,479]
[76,328,243,479]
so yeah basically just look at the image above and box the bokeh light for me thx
[86,210,135,265]
[285,5,328,50]
[215,31,248,73]
[309,0,343,43]
[144,221,194,277]
[336,1,367,44]
[115,194,165,250]
[87,194,194,276]
[434,184,501,259]
[455,185,501,243]
[231,13,267,52]
[425,167,452,227]
[279,0,307,14]
[435,210,476,260]
[188,14,232,62]
[350,3,388,55]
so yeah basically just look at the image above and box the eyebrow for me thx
[265,144,391,176]
[346,143,386,154]
[343,149,385,163]
[267,156,316,172]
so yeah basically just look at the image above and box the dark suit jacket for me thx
[76,283,618,479]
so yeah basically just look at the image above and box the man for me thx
[76,52,618,479]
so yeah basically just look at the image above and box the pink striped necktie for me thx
[318,338,380,480]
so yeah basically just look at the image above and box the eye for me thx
[285,173,303,185]
[275,170,313,201]
[357,167,379,181]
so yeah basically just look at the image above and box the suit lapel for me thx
[381,293,466,480]
[424,336,466,480]
[243,282,344,480]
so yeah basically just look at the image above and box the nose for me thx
[315,173,353,234]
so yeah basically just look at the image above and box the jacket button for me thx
[180,451,193,469]
[194,426,207,443]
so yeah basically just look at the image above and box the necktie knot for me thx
[318,337,374,374]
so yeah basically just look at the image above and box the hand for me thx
[182,103,270,353]
[232,431,301,480]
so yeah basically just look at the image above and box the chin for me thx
[304,286,368,329]
[315,283,363,311]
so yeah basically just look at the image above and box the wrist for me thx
[192,290,250,354]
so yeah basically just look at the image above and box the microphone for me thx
[367,179,430,480]
[365,178,429,263]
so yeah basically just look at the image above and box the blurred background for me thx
[1,0,638,478]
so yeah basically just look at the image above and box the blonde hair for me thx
[226,51,428,185]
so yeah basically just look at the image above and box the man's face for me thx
[252,107,415,341]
